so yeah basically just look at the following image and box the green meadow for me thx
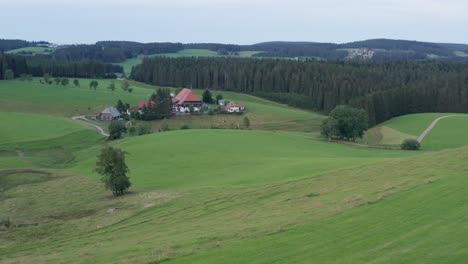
[1,78,468,263]
[361,113,468,149]
[116,49,262,75]
[0,79,324,131]
[5,46,56,55]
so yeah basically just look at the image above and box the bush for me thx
[401,139,421,150]
[160,119,170,132]
[137,123,152,135]
[108,121,127,140]
[243,116,250,128]
[128,126,136,136]
[0,217,11,228]
[180,124,190,130]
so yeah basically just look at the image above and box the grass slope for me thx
[117,49,261,75]
[2,139,466,263]
[0,79,150,116]
[0,112,86,145]
[72,130,415,190]
[422,115,468,150]
[0,78,324,132]
[362,113,461,146]
[5,46,55,55]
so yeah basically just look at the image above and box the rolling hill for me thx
[2,75,468,263]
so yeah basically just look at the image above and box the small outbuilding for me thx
[225,102,246,113]
[98,107,121,121]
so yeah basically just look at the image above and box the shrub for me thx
[128,126,136,135]
[108,121,127,140]
[0,217,11,228]
[401,138,421,150]
[137,123,152,135]
[243,116,250,128]
[180,124,190,130]
[160,119,170,132]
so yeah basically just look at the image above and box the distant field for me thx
[116,49,262,75]
[0,78,324,132]
[454,51,468,57]
[0,78,150,116]
[5,46,55,55]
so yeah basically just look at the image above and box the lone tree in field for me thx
[108,81,116,92]
[321,105,368,141]
[96,146,131,196]
[401,138,421,150]
[202,89,214,104]
[108,121,127,140]
[89,80,99,90]
[121,80,130,92]
[61,78,69,86]
[73,79,80,87]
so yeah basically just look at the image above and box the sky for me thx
[1,0,468,45]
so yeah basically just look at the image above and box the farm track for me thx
[417,115,458,142]
[71,116,109,137]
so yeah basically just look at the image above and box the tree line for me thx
[131,57,468,124]
[0,54,123,79]
[51,42,184,63]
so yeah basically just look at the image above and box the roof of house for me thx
[172,88,201,105]
[101,107,121,117]
[138,101,156,109]
[225,102,246,109]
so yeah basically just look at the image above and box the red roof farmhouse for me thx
[138,101,156,109]
[172,88,202,107]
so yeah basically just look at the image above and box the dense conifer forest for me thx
[0,54,122,79]
[131,57,468,124]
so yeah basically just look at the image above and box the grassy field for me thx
[0,78,151,116]
[361,113,462,147]
[0,78,324,132]
[71,130,415,190]
[5,46,56,55]
[422,115,468,150]
[116,49,262,75]
[454,51,468,57]
[3,121,468,262]
[0,112,87,145]
[2,76,468,262]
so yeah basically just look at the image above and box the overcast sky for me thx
[1,0,467,44]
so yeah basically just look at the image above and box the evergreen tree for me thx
[202,89,213,104]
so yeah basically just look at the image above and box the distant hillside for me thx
[3,38,468,63]
[0,39,50,53]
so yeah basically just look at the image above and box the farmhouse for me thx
[225,102,246,113]
[172,88,202,113]
[98,107,121,121]
[138,101,155,109]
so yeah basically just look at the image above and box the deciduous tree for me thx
[95,146,131,196]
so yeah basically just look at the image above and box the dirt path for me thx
[417,115,458,143]
[72,116,109,137]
